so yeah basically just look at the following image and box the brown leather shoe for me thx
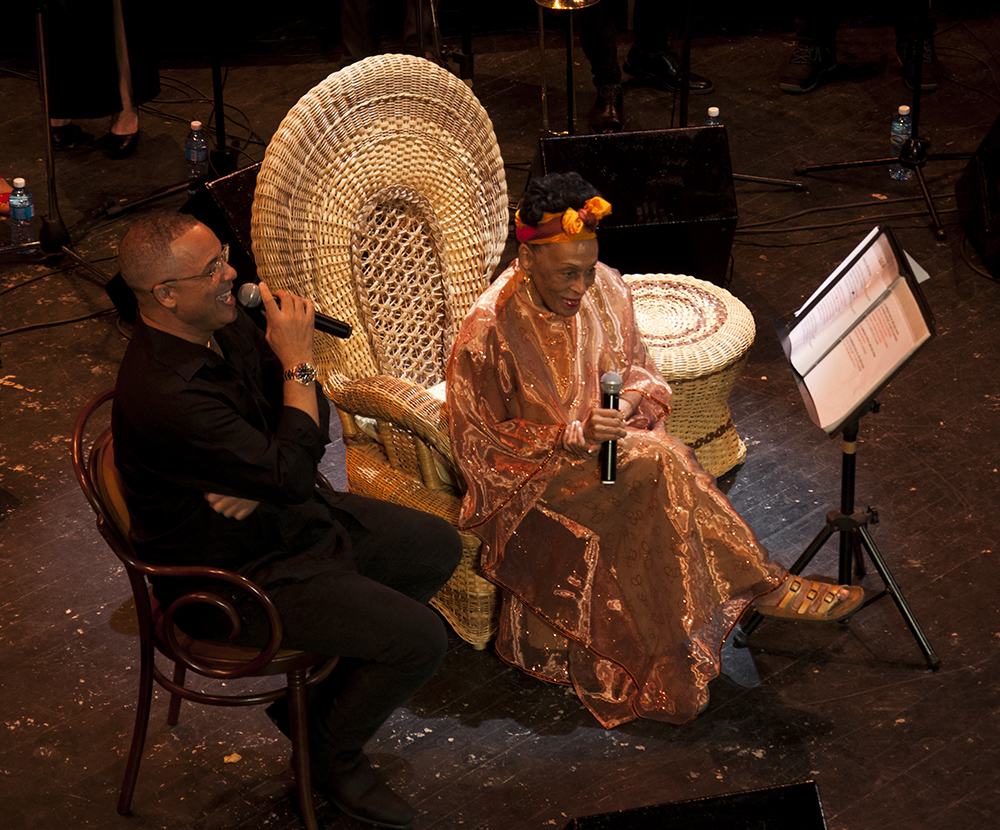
[588,84,624,134]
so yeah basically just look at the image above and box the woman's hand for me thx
[563,407,627,457]
[583,407,627,444]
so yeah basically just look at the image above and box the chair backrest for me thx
[251,53,508,388]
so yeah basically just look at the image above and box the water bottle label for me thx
[10,203,34,221]
[186,147,208,163]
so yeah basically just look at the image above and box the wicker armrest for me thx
[325,373,453,464]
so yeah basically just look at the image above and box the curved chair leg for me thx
[287,670,319,830]
[166,662,186,725]
[118,644,156,815]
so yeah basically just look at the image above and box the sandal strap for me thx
[776,578,804,610]
[797,588,821,615]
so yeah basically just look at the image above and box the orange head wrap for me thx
[515,196,612,245]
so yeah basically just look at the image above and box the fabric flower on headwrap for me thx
[515,196,612,245]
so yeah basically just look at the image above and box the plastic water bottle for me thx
[889,105,913,182]
[8,177,37,248]
[185,121,209,189]
[702,106,722,127]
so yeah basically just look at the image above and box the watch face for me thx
[287,363,316,385]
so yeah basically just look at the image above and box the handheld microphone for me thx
[599,371,623,485]
[236,282,352,339]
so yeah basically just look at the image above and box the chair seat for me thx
[161,627,329,677]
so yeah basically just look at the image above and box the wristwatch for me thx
[282,362,317,386]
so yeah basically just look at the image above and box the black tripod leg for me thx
[733,521,836,646]
[911,163,946,241]
[857,524,941,669]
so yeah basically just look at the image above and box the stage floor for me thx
[3,8,999,830]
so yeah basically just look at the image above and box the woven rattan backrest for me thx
[352,186,451,387]
[251,53,508,387]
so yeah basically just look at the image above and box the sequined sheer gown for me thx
[447,261,784,727]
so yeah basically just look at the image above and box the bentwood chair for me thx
[71,389,339,830]
[251,54,508,649]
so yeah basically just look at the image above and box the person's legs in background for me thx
[579,1,625,133]
[779,10,840,93]
[579,0,712,134]
[894,1,940,92]
[341,0,382,64]
[621,0,713,95]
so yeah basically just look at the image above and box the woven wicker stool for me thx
[624,273,755,477]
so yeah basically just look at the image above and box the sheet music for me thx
[788,229,899,377]
[802,277,930,432]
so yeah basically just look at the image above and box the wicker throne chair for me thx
[251,55,508,649]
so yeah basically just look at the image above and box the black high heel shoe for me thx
[51,123,94,151]
[106,131,139,160]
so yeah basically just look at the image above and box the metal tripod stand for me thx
[794,18,970,240]
[734,401,941,670]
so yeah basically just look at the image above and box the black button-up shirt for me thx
[112,311,361,586]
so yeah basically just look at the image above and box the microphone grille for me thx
[236,282,261,308]
[600,371,623,394]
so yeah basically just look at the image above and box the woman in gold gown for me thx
[446,173,862,727]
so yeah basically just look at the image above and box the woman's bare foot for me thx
[111,110,139,136]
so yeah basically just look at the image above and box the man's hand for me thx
[258,281,315,368]
[258,281,320,426]
[205,492,260,521]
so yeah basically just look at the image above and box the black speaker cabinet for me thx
[183,161,263,287]
[531,128,737,285]
[563,780,827,830]
[956,115,1000,278]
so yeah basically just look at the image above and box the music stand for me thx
[734,402,940,670]
[734,226,940,669]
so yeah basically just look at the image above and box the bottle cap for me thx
[13,177,25,188]
[708,107,720,117]
[190,120,203,130]
[898,105,911,116]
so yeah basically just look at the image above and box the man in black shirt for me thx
[112,213,462,830]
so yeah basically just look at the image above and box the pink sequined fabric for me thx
[447,261,784,727]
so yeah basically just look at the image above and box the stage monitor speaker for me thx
[956,115,1000,278]
[183,161,263,288]
[563,780,827,830]
[530,128,737,285]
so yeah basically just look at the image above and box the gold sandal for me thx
[755,576,864,623]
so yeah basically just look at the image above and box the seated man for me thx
[446,172,863,728]
[112,213,462,829]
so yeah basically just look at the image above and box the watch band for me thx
[282,362,317,386]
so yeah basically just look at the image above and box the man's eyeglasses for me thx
[150,244,230,293]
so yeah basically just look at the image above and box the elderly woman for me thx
[446,172,863,728]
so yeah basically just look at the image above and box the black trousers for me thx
[579,0,671,88]
[253,494,462,768]
[341,0,437,62]
[795,3,934,46]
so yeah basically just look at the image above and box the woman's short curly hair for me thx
[517,172,602,228]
